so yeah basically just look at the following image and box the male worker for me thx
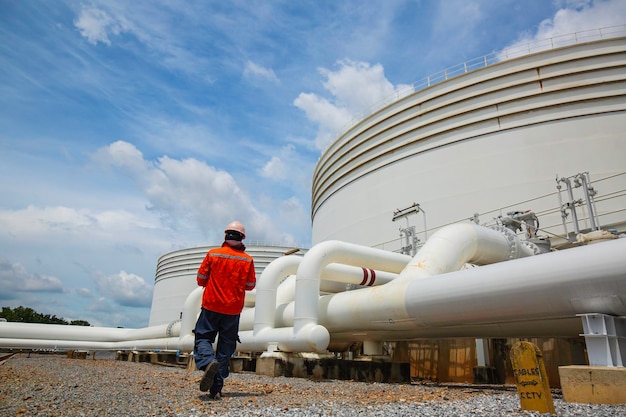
[194,221,256,398]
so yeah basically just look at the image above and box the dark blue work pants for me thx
[193,308,240,394]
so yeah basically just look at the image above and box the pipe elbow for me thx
[296,323,330,353]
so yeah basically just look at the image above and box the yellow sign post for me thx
[510,341,556,414]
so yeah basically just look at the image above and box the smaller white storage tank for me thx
[148,244,307,326]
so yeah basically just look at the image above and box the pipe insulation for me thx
[1,224,624,353]
[0,335,195,352]
[293,240,415,334]
[251,254,406,335]
[0,320,182,342]
[320,235,626,335]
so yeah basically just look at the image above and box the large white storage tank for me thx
[149,244,306,326]
[312,36,626,250]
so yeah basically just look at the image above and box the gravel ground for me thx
[1,353,625,417]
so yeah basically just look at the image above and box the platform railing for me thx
[373,171,626,253]
[332,25,626,145]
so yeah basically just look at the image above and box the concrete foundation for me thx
[116,350,191,367]
[473,366,498,384]
[231,356,257,373]
[256,356,411,383]
[559,365,626,405]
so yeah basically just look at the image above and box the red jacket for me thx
[196,241,256,315]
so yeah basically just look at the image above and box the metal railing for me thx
[373,171,626,253]
[330,25,626,147]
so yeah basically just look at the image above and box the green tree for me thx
[0,306,91,326]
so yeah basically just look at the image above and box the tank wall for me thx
[312,37,626,249]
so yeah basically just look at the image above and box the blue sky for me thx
[1,0,625,328]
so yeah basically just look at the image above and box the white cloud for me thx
[76,288,93,298]
[293,93,353,150]
[500,0,626,59]
[92,141,281,243]
[278,197,309,245]
[94,270,152,308]
[244,61,280,83]
[260,155,285,179]
[130,116,224,159]
[294,60,411,150]
[259,144,296,180]
[92,140,148,174]
[0,259,64,295]
[72,3,215,81]
[0,205,157,244]
[74,7,129,45]
[89,297,116,313]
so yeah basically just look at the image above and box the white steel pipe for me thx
[293,240,412,334]
[253,255,302,335]
[3,224,623,354]
[403,236,626,327]
[321,263,398,286]
[240,242,410,352]
[271,264,398,303]
[0,287,202,351]
[240,276,380,332]
[319,236,626,337]
[0,320,181,342]
[397,223,535,281]
[239,323,330,353]
[238,224,541,352]
[318,224,542,332]
[0,335,195,352]
[252,254,405,334]
[232,236,625,350]
[179,287,203,338]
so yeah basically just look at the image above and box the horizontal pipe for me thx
[240,323,330,353]
[325,317,584,341]
[2,226,623,353]
[404,236,626,326]
[0,320,182,342]
[320,237,626,337]
[0,334,195,352]
[398,223,535,281]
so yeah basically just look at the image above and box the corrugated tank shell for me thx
[312,36,626,250]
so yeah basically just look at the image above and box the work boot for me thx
[209,381,223,399]
[208,391,222,400]
[199,360,219,392]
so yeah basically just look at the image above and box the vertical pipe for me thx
[579,172,600,230]
[564,177,580,234]
[179,287,203,338]
[476,339,490,367]
[253,255,302,334]
[556,178,570,237]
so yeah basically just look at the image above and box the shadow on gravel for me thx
[199,391,268,401]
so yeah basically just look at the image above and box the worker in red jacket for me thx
[194,221,256,398]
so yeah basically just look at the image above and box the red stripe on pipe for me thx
[368,268,376,286]
[360,268,368,286]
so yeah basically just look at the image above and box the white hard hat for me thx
[225,221,246,238]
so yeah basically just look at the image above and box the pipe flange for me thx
[490,225,519,259]
[166,319,181,338]
[521,240,541,255]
